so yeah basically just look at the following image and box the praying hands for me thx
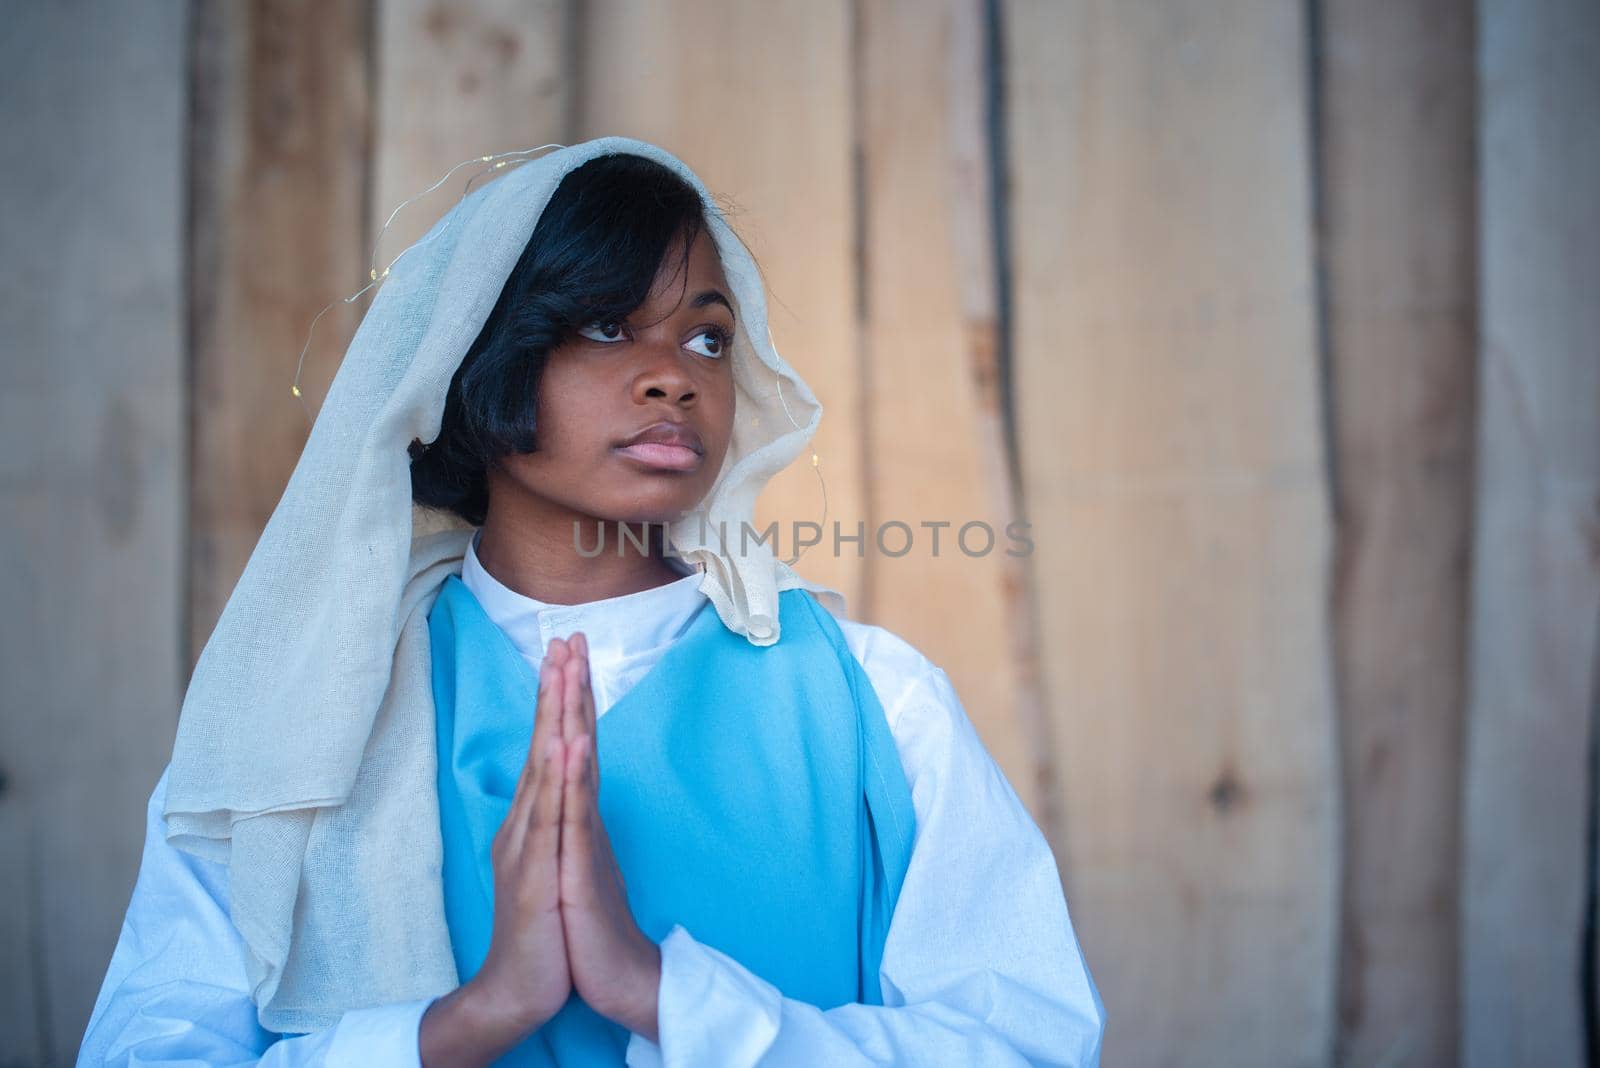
[420,632,662,1068]
[551,632,664,1038]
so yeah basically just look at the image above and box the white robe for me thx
[78,534,1106,1066]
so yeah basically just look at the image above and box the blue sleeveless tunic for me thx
[428,576,918,1064]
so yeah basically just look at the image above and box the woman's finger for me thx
[525,738,565,871]
[534,638,565,756]
[575,733,612,889]
[571,634,601,794]
[562,634,586,748]
[561,733,594,876]
[503,642,563,859]
[524,649,560,784]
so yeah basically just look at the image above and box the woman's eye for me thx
[576,320,627,343]
[685,327,731,359]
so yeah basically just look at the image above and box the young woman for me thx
[79,138,1105,1067]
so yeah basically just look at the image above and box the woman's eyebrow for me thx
[691,289,735,321]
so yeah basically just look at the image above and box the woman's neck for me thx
[474,507,688,607]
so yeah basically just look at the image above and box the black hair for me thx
[408,152,713,526]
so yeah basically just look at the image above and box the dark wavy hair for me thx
[408,152,712,526]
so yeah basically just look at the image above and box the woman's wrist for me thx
[608,940,663,1044]
[419,979,550,1068]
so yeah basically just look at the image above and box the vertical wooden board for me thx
[573,0,865,613]
[857,0,1036,816]
[371,0,573,265]
[1004,2,1339,1063]
[1463,1,1600,1064]
[1320,2,1477,1064]
[189,0,372,666]
[0,2,186,1059]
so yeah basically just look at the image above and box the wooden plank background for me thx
[1006,3,1340,1061]
[1462,1,1600,1065]
[0,3,188,1061]
[5,1,1597,1064]
[1319,1,1477,1063]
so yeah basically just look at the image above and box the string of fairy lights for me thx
[284,141,827,562]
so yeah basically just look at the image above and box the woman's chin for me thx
[597,485,712,527]
[598,499,702,528]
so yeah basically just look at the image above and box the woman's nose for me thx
[632,339,697,404]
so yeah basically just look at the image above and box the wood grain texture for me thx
[0,2,187,1059]
[1319,1,1477,1063]
[371,0,573,262]
[1463,1,1600,1063]
[188,0,372,665]
[573,0,866,614]
[856,0,1038,817]
[1004,2,1339,1062]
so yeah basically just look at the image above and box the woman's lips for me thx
[613,442,703,471]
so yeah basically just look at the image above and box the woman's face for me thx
[490,225,738,527]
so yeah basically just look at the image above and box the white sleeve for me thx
[623,653,1107,1068]
[76,766,437,1068]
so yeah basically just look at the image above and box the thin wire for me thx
[765,325,828,565]
[712,227,829,563]
[291,144,569,421]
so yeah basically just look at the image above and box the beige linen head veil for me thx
[162,136,845,1032]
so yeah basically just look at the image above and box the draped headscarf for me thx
[163,136,845,1031]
